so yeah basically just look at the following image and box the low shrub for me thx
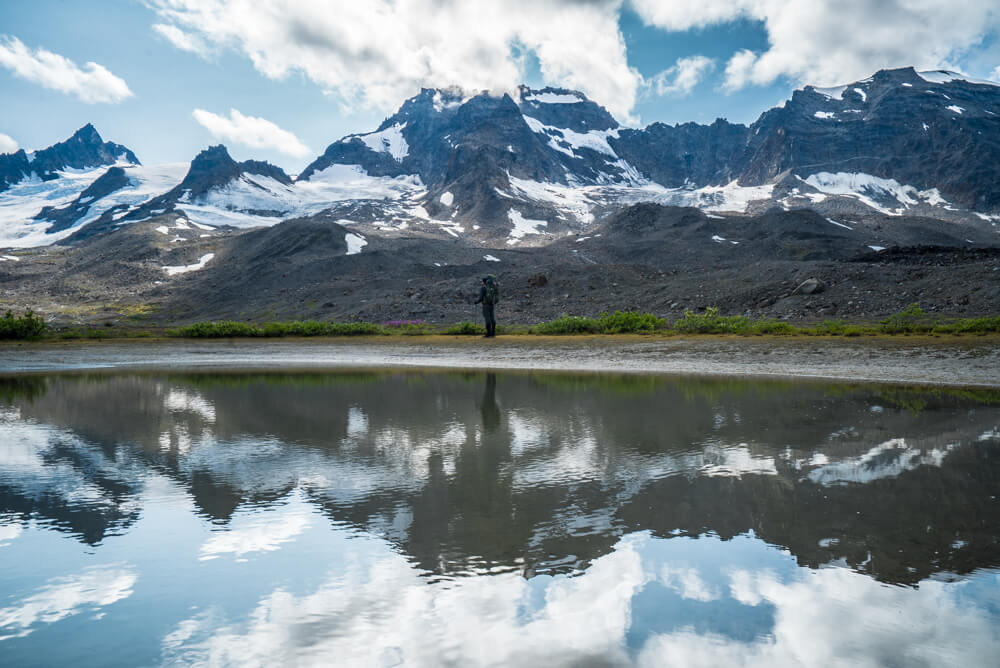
[533,311,664,335]
[750,319,796,335]
[879,303,931,334]
[934,315,1000,334]
[532,314,603,335]
[443,321,485,335]
[174,321,261,337]
[0,310,48,340]
[672,307,751,334]
[172,320,386,338]
[598,310,665,333]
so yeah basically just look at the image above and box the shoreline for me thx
[2,336,998,388]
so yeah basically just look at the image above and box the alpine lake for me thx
[1,368,998,667]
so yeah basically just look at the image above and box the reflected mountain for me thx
[2,371,998,584]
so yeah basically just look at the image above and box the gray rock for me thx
[793,278,826,295]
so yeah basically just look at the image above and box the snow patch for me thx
[813,111,835,120]
[439,191,453,207]
[917,70,1000,87]
[354,123,408,162]
[522,115,618,158]
[825,218,854,230]
[483,254,501,262]
[813,85,847,100]
[345,233,367,255]
[801,172,949,216]
[506,209,547,244]
[524,91,583,104]
[0,161,187,248]
[946,105,964,114]
[868,245,885,252]
[853,87,867,102]
[163,253,214,276]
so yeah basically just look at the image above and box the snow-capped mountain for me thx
[0,123,138,193]
[1,67,998,250]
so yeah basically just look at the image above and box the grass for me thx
[170,320,387,338]
[9,304,1000,341]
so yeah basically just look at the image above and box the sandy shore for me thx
[2,335,998,387]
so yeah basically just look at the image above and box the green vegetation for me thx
[0,310,48,340]
[9,304,1000,341]
[671,307,795,335]
[532,310,665,335]
[170,320,387,338]
[443,321,485,335]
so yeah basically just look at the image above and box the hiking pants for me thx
[482,304,496,336]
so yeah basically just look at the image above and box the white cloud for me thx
[149,0,641,122]
[650,55,715,96]
[991,65,1000,82]
[192,108,311,157]
[0,35,133,104]
[152,23,211,56]
[722,49,759,92]
[0,133,18,154]
[632,1,1000,90]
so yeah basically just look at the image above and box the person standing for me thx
[474,275,500,337]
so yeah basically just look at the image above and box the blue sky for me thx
[1,1,998,174]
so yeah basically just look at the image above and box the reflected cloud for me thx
[165,388,217,424]
[200,497,312,561]
[161,530,1000,667]
[807,438,954,486]
[0,566,137,639]
[0,517,21,546]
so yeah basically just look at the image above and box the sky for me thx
[1,0,998,174]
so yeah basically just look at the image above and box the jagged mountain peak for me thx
[69,122,103,144]
[0,123,139,194]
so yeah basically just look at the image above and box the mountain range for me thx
[2,66,999,251]
[1,66,999,327]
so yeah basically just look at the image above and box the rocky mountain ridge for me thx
[1,67,999,253]
[0,123,138,193]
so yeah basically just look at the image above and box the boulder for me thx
[793,278,825,295]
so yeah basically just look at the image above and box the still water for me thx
[0,371,998,667]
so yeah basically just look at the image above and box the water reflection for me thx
[1,371,999,665]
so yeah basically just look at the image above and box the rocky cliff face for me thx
[739,68,1000,209]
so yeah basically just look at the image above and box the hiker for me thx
[474,275,499,337]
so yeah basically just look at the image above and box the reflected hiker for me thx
[480,373,500,431]
[474,274,500,337]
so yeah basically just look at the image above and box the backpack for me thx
[484,277,499,305]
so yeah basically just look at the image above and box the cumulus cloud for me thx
[991,65,1000,82]
[148,0,641,122]
[192,108,311,157]
[0,133,18,154]
[152,23,211,56]
[631,0,1000,90]
[650,55,715,96]
[0,35,133,103]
